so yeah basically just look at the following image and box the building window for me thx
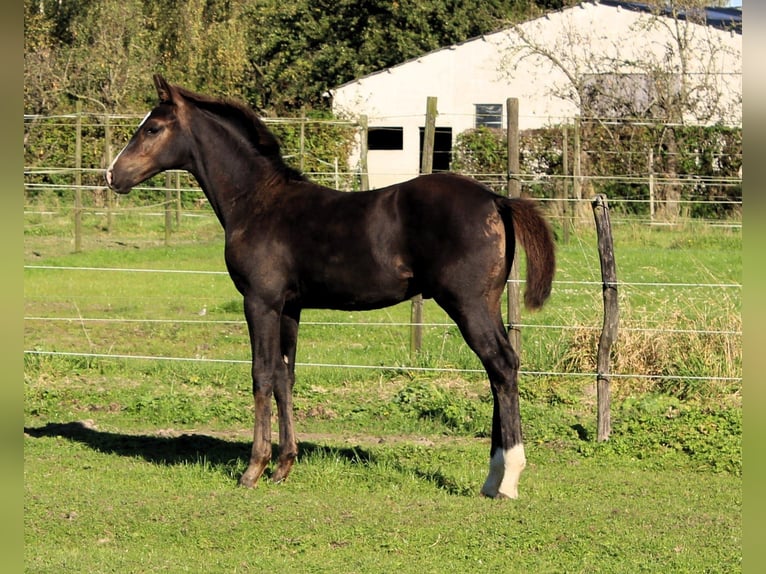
[581,73,681,119]
[475,104,503,129]
[368,127,404,150]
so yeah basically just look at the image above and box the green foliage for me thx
[242,0,543,112]
[451,126,508,193]
[23,112,359,210]
[267,111,358,188]
[392,381,491,436]
[578,395,742,476]
[451,122,742,217]
[126,391,249,426]
[25,0,547,115]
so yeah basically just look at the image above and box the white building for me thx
[329,1,742,189]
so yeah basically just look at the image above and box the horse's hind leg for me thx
[446,302,526,499]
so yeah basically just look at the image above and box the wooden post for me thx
[506,97,521,355]
[358,115,369,191]
[648,148,655,221]
[411,96,437,357]
[299,111,306,174]
[104,114,113,233]
[420,96,437,174]
[573,116,582,226]
[165,172,173,245]
[175,171,182,227]
[561,125,570,245]
[592,194,618,442]
[74,100,83,253]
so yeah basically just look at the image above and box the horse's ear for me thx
[153,74,172,104]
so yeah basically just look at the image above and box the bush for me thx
[451,122,742,218]
[392,381,491,436]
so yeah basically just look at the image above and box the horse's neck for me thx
[188,123,277,231]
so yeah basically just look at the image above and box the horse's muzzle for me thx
[104,168,131,194]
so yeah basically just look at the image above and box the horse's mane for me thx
[174,85,306,182]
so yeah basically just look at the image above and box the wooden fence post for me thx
[573,116,582,225]
[74,100,83,253]
[592,194,618,442]
[506,97,522,355]
[299,110,306,174]
[358,115,369,192]
[411,97,437,358]
[104,114,114,233]
[165,172,173,246]
[648,148,655,221]
[561,125,570,245]
[175,171,181,227]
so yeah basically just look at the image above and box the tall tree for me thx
[244,0,541,112]
[24,0,581,114]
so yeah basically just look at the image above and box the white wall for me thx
[331,1,742,189]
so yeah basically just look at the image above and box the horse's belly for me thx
[298,269,417,311]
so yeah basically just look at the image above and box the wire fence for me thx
[23,111,742,391]
[23,264,742,385]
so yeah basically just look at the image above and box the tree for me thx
[243,0,541,113]
[24,0,157,113]
[25,0,575,114]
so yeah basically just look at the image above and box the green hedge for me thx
[452,123,742,218]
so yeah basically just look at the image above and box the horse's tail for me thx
[496,197,555,310]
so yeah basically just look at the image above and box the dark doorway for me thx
[419,127,452,172]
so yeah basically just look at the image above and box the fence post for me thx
[561,125,570,245]
[506,97,521,355]
[648,148,655,221]
[74,100,83,253]
[175,171,181,227]
[104,113,114,233]
[165,172,173,245]
[592,194,618,442]
[573,116,583,225]
[411,96,437,357]
[358,115,369,191]
[299,110,306,174]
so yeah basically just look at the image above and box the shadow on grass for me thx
[22,421,395,486]
[24,421,475,495]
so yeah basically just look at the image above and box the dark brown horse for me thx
[106,75,555,498]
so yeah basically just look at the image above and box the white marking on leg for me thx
[283,355,289,365]
[481,444,526,499]
[481,448,505,498]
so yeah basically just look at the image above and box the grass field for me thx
[24,206,741,572]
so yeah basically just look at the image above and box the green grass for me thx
[24,425,740,573]
[24,214,741,572]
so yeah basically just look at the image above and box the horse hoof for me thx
[480,490,514,500]
[238,471,262,488]
[272,464,295,484]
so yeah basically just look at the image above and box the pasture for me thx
[24,206,741,572]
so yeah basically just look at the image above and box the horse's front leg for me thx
[239,296,283,488]
[272,303,301,483]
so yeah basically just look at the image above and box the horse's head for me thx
[105,75,191,194]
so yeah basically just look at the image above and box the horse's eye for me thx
[145,125,160,136]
